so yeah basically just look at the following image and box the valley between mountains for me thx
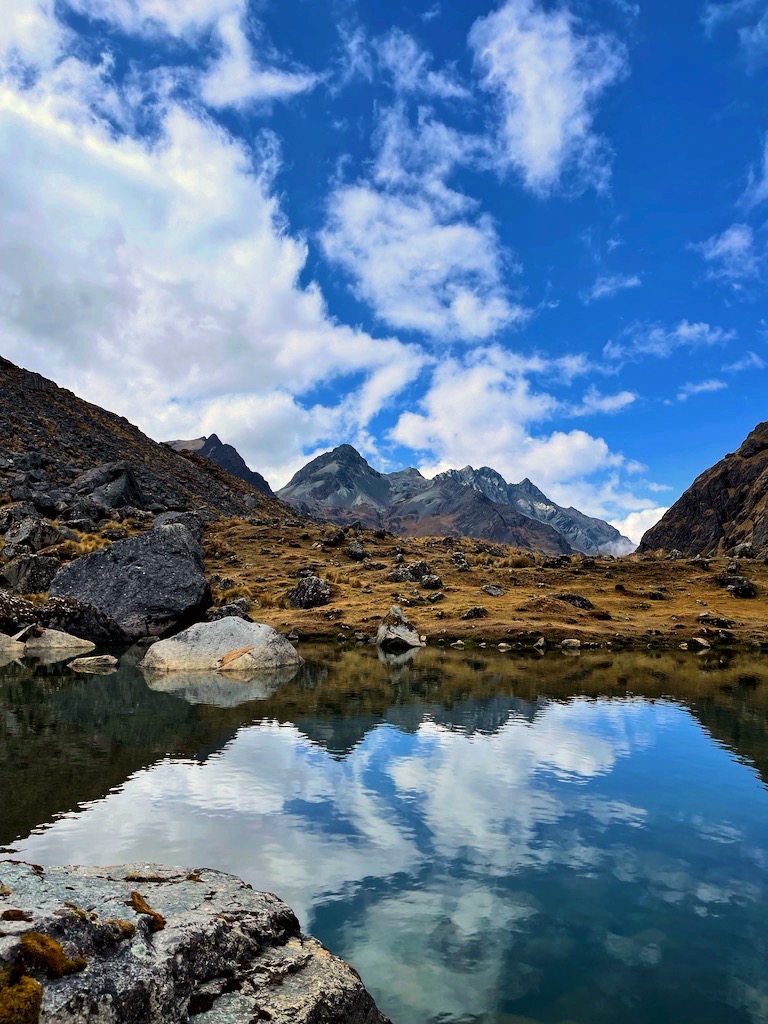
[1,355,767,652]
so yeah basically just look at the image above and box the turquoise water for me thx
[2,646,768,1023]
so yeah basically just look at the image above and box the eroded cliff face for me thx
[639,421,768,557]
[0,861,390,1024]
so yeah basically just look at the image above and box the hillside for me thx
[639,421,768,557]
[0,357,289,521]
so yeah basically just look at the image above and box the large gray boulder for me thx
[1,553,60,594]
[49,524,211,640]
[375,605,425,652]
[141,617,303,675]
[0,861,390,1024]
[72,461,148,512]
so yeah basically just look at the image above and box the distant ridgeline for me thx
[639,420,768,558]
[167,435,273,496]
[276,444,634,557]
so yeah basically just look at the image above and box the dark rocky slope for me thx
[167,435,273,495]
[639,420,768,557]
[0,357,281,519]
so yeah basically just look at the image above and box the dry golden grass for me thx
[201,518,768,648]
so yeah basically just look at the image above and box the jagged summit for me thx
[278,444,633,555]
[167,435,273,495]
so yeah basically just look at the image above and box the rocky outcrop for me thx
[140,618,302,674]
[287,575,332,609]
[375,605,424,651]
[166,435,273,496]
[0,861,389,1024]
[639,421,768,557]
[50,524,211,641]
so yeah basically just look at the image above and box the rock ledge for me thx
[0,861,389,1024]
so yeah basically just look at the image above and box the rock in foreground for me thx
[50,524,211,641]
[141,617,303,674]
[0,861,389,1024]
[375,605,424,651]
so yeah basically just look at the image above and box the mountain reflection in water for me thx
[2,645,768,1024]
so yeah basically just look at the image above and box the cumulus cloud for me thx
[0,20,424,487]
[611,507,669,545]
[584,272,642,303]
[321,185,525,340]
[468,0,627,193]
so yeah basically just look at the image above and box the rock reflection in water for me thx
[2,646,768,1024]
[142,664,300,707]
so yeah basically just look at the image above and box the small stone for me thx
[68,655,119,673]
[461,606,488,620]
[560,638,581,651]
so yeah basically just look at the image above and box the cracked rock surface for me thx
[0,862,390,1024]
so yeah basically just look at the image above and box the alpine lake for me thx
[3,642,768,1024]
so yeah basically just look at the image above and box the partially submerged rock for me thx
[375,605,424,652]
[140,618,303,675]
[68,655,119,674]
[50,524,211,640]
[24,629,96,655]
[0,861,389,1024]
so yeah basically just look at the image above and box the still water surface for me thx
[2,645,768,1024]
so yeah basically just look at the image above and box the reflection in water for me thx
[2,646,768,1023]
[143,664,300,707]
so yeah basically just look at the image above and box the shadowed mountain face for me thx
[639,420,768,557]
[167,435,273,496]
[278,445,632,555]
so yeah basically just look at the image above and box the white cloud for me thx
[702,0,768,68]
[610,508,669,545]
[67,0,244,38]
[201,12,320,109]
[0,21,425,488]
[743,135,768,207]
[377,28,469,98]
[568,386,637,416]
[468,0,627,193]
[584,272,641,303]
[693,223,760,283]
[604,320,737,361]
[724,350,767,372]
[0,0,64,69]
[321,184,526,340]
[676,379,728,401]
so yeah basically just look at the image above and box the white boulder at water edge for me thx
[140,617,303,674]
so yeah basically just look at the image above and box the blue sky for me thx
[1,0,766,541]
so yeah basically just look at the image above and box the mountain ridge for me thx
[167,435,273,496]
[278,445,633,555]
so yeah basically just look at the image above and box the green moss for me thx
[129,892,166,933]
[0,972,43,1024]
[19,932,87,979]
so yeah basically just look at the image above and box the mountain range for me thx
[167,435,273,495]
[275,444,634,556]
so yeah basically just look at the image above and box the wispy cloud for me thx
[743,134,768,207]
[723,350,767,371]
[378,28,469,98]
[605,320,737,362]
[567,386,638,416]
[702,0,768,68]
[692,223,760,284]
[583,272,641,303]
[468,0,627,194]
[676,379,728,401]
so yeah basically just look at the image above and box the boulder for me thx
[50,524,211,640]
[387,560,430,584]
[140,618,303,675]
[481,585,504,597]
[24,628,96,654]
[0,501,37,534]
[461,606,488,620]
[286,575,332,609]
[68,654,119,673]
[560,638,581,651]
[153,511,207,542]
[39,597,131,647]
[726,576,757,599]
[552,592,594,611]
[0,632,25,660]
[4,515,64,553]
[0,553,60,594]
[0,861,390,1024]
[375,605,425,651]
[344,540,369,562]
[73,461,148,511]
